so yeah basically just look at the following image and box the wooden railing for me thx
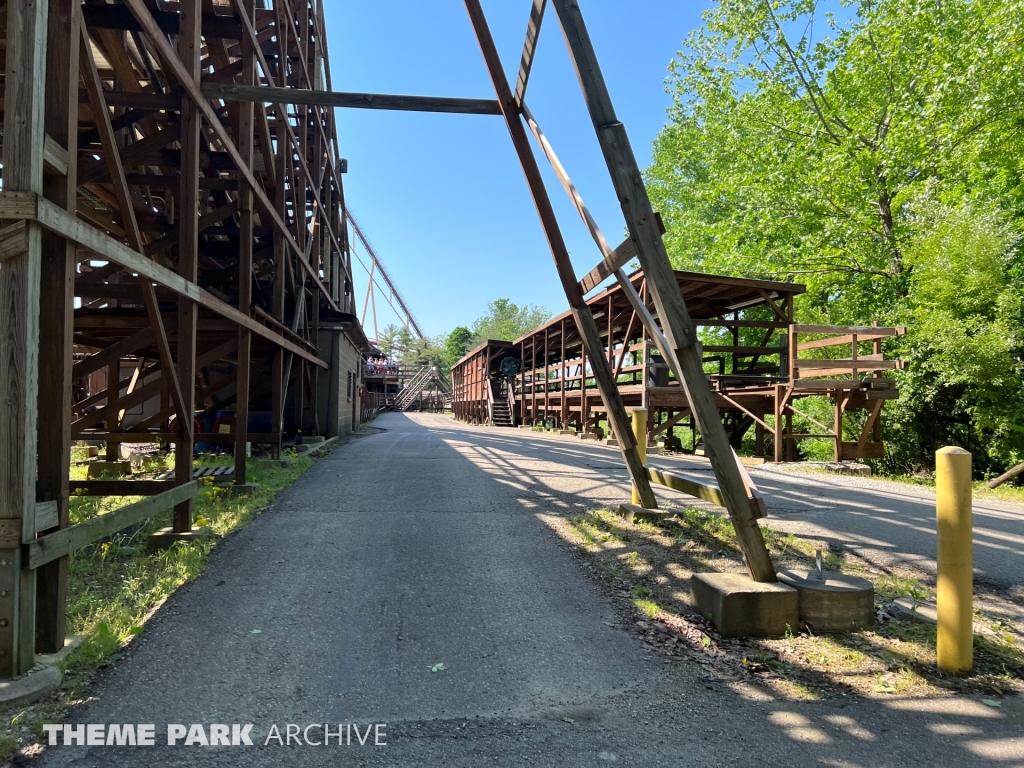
[788,324,906,382]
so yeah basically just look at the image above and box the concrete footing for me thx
[87,461,131,479]
[577,433,600,441]
[557,430,576,436]
[0,665,61,707]
[777,569,874,632]
[616,503,669,524]
[147,526,213,553]
[226,483,260,497]
[36,635,86,666]
[691,573,799,637]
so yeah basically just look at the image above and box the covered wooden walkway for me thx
[452,269,905,463]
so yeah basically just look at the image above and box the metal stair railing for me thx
[393,366,433,411]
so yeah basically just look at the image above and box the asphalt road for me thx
[39,413,1024,766]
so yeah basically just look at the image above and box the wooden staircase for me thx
[488,379,514,427]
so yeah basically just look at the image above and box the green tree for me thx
[646,0,1023,322]
[645,0,1024,474]
[376,324,402,359]
[471,298,550,344]
[443,326,475,370]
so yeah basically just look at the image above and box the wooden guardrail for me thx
[25,483,199,570]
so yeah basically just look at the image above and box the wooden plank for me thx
[550,0,775,581]
[69,481,176,496]
[42,135,69,176]
[200,82,502,115]
[70,327,157,380]
[796,359,903,370]
[25,483,199,570]
[647,468,726,507]
[841,441,884,460]
[0,221,29,263]
[579,236,637,295]
[35,502,60,533]
[793,324,907,336]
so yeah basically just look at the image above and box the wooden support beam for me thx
[174,0,202,534]
[0,193,328,369]
[236,0,256,486]
[0,0,48,677]
[35,0,81,655]
[514,0,547,105]
[550,0,774,580]
[71,327,157,381]
[200,82,503,115]
[579,236,638,295]
[463,0,657,508]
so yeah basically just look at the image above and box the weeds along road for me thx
[40,412,1023,766]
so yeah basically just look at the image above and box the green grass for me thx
[0,446,327,761]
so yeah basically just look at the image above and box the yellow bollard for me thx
[631,409,648,506]
[936,446,973,674]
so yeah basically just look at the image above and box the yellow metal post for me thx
[936,446,973,674]
[631,409,648,506]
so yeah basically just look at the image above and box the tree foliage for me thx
[646,0,1024,474]
[470,299,550,345]
[443,326,475,370]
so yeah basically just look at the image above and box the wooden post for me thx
[560,318,568,429]
[774,385,783,464]
[105,361,120,460]
[834,388,844,462]
[1,0,48,676]
[550,0,771,580]
[631,408,647,506]
[174,0,202,532]
[35,0,80,653]
[235,0,256,484]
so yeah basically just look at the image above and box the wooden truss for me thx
[0,0,356,674]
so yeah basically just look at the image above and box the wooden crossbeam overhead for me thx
[200,83,503,115]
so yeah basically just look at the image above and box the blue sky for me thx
[326,1,712,339]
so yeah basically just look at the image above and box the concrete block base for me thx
[558,430,576,436]
[604,437,619,447]
[0,665,61,707]
[36,635,86,666]
[777,569,874,632]
[577,433,600,441]
[691,573,799,637]
[87,461,131,479]
[147,526,213,553]
[226,482,260,497]
[617,503,669,524]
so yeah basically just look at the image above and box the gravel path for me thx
[37,413,1023,766]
